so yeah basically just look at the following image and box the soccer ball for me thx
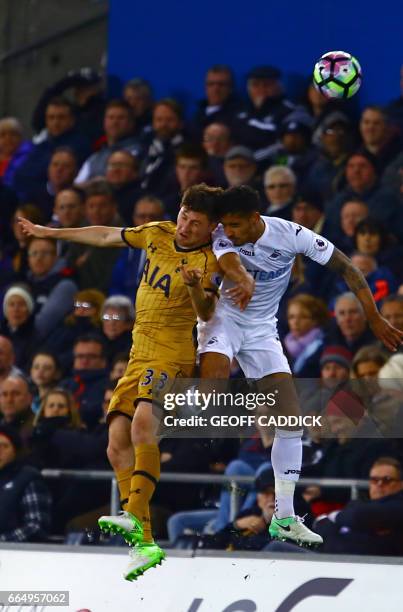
[313,51,362,99]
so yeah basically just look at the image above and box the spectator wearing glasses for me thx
[263,165,296,219]
[100,296,134,365]
[315,457,403,555]
[192,65,241,138]
[42,288,105,373]
[61,334,108,430]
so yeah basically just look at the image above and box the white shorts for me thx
[197,312,291,378]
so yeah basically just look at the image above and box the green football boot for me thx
[124,542,166,581]
[98,511,143,546]
[269,514,323,546]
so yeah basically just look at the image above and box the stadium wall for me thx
[108,0,402,113]
[1,544,402,611]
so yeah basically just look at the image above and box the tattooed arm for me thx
[327,248,403,351]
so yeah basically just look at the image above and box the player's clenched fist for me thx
[180,266,203,287]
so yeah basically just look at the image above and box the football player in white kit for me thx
[198,185,403,546]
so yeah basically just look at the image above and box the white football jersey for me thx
[212,216,334,332]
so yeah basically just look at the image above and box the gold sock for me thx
[116,466,133,511]
[127,444,160,543]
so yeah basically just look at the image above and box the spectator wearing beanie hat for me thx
[0,285,38,369]
[320,345,353,379]
[0,423,52,542]
[301,345,352,416]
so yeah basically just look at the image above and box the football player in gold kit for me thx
[18,184,253,581]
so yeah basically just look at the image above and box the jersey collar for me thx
[254,216,270,246]
[174,239,212,253]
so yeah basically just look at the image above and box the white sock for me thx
[271,428,303,519]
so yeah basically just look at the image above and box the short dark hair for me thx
[218,185,261,217]
[154,98,183,120]
[124,78,153,98]
[371,456,402,478]
[50,146,77,163]
[108,149,139,171]
[381,294,403,306]
[176,143,208,169]
[105,99,134,120]
[352,345,388,376]
[73,333,106,358]
[181,183,224,222]
[85,179,116,203]
[59,186,85,203]
[354,217,388,250]
[46,97,75,114]
[207,65,233,83]
[362,105,387,121]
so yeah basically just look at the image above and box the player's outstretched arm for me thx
[180,266,217,322]
[327,247,403,352]
[17,217,125,247]
[218,252,255,311]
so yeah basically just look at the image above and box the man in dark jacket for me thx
[62,334,108,430]
[191,65,241,138]
[0,424,51,542]
[324,292,375,355]
[13,97,91,200]
[0,375,34,454]
[315,456,403,555]
[234,65,295,152]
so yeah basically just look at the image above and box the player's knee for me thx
[107,419,132,467]
[107,438,130,468]
[131,413,154,444]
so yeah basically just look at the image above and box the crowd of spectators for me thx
[0,63,403,554]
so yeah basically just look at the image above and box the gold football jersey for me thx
[122,221,219,362]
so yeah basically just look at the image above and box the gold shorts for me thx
[107,356,195,422]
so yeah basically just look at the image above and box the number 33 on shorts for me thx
[140,368,169,390]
